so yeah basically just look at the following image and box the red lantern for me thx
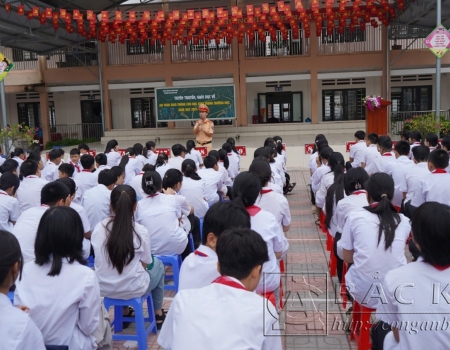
[142,11,151,23]
[262,3,269,14]
[202,8,209,19]
[5,4,10,13]
[18,5,24,15]
[115,11,122,23]
[32,7,39,17]
[72,9,80,19]
[27,11,33,20]
[101,11,108,22]
[278,1,286,12]
[188,10,194,19]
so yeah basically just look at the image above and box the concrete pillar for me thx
[100,42,112,130]
[166,76,175,129]
[38,91,50,147]
[309,23,319,124]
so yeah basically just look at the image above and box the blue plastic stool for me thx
[103,293,157,350]
[155,254,181,293]
[199,218,204,241]
[7,291,14,303]
[188,233,195,252]
[87,256,95,268]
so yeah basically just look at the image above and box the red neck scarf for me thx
[432,169,447,174]
[246,205,261,217]
[212,276,247,291]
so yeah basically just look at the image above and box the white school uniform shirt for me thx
[146,150,158,166]
[409,141,421,160]
[130,171,146,201]
[158,277,282,350]
[185,149,203,169]
[248,206,289,293]
[255,187,291,228]
[311,164,331,193]
[335,190,369,234]
[217,161,233,187]
[41,161,59,181]
[179,176,209,219]
[91,219,152,299]
[175,193,192,233]
[0,293,46,350]
[0,190,20,232]
[70,201,91,259]
[385,155,414,208]
[361,144,380,168]
[308,152,319,175]
[315,171,334,209]
[95,164,111,179]
[377,259,450,350]
[15,261,100,350]
[411,170,450,207]
[74,170,97,204]
[168,156,185,172]
[69,160,83,175]
[367,152,396,175]
[136,194,188,255]
[275,153,286,170]
[197,168,223,206]
[135,154,150,169]
[155,162,171,179]
[179,245,219,291]
[106,150,121,167]
[227,152,240,179]
[338,208,410,309]
[16,175,48,213]
[82,184,112,231]
[349,140,367,167]
[402,162,430,202]
[267,181,283,195]
[13,156,24,169]
[12,205,48,264]
[124,157,142,185]
[270,161,284,188]
[0,157,5,167]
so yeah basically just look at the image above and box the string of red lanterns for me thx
[2,0,404,45]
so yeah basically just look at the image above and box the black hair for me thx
[226,137,239,155]
[142,171,162,196]
[273,136,283,155]
[49,149,61,161]
[133,143,144,156]
[78,143,89,151]
[32,145,41,154]
[0,230,23,285]
[221,143,232,153]
[425,133,440,148]
[58,163,75,178]
[56,177,76,196]
[313,134,327,153]
[19,159,38,180]
[411,202,450,267]
[218,149,230,169]
[144,141,156,156]
[253,147,270,160]
[70,148,80,156]
[377,136,392,152]
[249,160,272,187]
[11,147,25,159]
[344,167,369,196]
[319,146,333,160]
[354,130,366,140]
[395,140,410,156]
[428,149,449,169]
[0,159,18,174]
[324,152,345,228]
[95,153,108,166]
[98,169,118,187]
[441,136,450,151]
[80,154,95,170]
[401,130,410,140]
[27,151,42,164]
[203,155,217,169]
[316,139,329,154]
[57,149,65,157]
[232,171,261,208]
[142,164,154,172]
[263,138,275,147]
[412,146,430,162]
[216,228,269,280]
[208,150,219,162]
[41,181,70,206]
[264,145,276,163]
[0,172,19,194]
[155,152,168,168]
[118,147,135,170]
[367,133,378,144]
[171,144,186,157]
[409,130,422,142]
[162,168,183,190]
[364,173,400,250]
[182,159,201,181]
[104,139,118,153]
[106,185,140,274]
[35,207,86,276]
[186,140,196,154]
[111,166,124,178]
[254,156,269,163]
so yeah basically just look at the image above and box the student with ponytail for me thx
[180,159,209,219]
[91,185,166,329]
[316,152,345,210]
[133,143,150,169]
[143,141,158,166]
[184,140,203,169]
[11,148,26,169]
[209,150,232,195]
[338,173,410,309]
[118,147,142,185]
[226,137,240,165]
[16,159,47,213]
[155,152,171,179]
[104,139,121,167]
[0,172,20,231]
[222,142,239,179]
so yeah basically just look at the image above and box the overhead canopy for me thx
[0,0,128,55]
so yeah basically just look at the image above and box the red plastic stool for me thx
[326,231,333,251]
[279,260,285,309]
[349,300,375,350]
[319,211,327,233]
[341,262,348,309]
[329,238,337,277]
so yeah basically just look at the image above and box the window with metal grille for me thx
[126,40,164,55]
[12,49,38,62]
[322,88,366,121]
[321,25,366,44]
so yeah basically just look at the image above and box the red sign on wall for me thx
[155,148,171,157]
[304,143,315,154]
[345,141,356,152]
[235,145,247,156]
[118,148,127,156]
[195,147,208,157]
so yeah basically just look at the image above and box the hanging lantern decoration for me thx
[5,4,10,13]
[27,11,33,20]
[32,6,39,17]
[18,5,25,15]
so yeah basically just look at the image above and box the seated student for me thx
[13,182,70,264]
[250,160,291,232]
[197,156,224,206]
[254,148,284,193]
[179,202,251,291]
[265,145,285,188]
[15,207,103,350]
[408,130,422,160]
[0,159,19,177]
[179,159,209,220]
[424,132,440,151]
[365,136,396,175]
[130,164,154,201]
[168,144,186,171]
[11,148,26,170]
[91,185,166,329]
[222,142,239,180]
[227,137,241,171]
[68,148,83,175]
[104,139,121,167]
[56,149,65,166]
[82,169,117,231]
[111,165,125,186]
[348,130,367,168]
[136,171,189,256]
[0,172,20,232]
[273,136,296,194]
[95,153,110,176]
[311,146,333,193]
[0,146,5,167]
[315,152,345,210]
[16,160,47,213]
[338,173,410,310]
[133,143,149,169]
[441,136,450,173]
[184,140,203,169]
[119,147,142,185]
[58,163,75,179]
[144,141,158,166]
[232,172,289,296]
[78,143,90,155]
[57,177,92,259]
[0,231,46,350]
[208,150,231,197]
[308,135,327,177]
[74,154,97,203]
[155,152,171,179]
[400,129,410,141]
[41,149,61,181]
[361,132,380,169]
[27,151,44,171]
[158,227,282,350]
[374,202,450,350]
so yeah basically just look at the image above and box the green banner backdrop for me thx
[155,85,235,121]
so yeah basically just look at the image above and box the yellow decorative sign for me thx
[0,52,14,81]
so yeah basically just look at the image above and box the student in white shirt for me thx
[179,201,251,291]
[266,145,285,188]
[365,136,396,175]
[424,132,440,151]
[155,152,171,179]
[136,171,189,256]
[104,139,121,167]
[82,169,117,232]
[159,227,282,350]
[315,152,345,210]
[15,206,107,350]
[222,142,239,180]
[144,140,158,166]
[311,146,333,193]
[27,151,45,171]
[348,130,367,168]
[0,172,20,232]
[273,136,296,194]
[68,148,83,175]
[184,140,203,169]
[0,159,19,177]
[209,149,232,198]
[56,148,66,166]
[74,154,97,203]
[308,135,327,176]
[254,147,284,190]
[338,173,410,309]
[94,153,111,177]
[130,164,154,201]
[375,202,450,350]
[58,163,75,179]
[111,165,125,186]
[41,149,61,181]
[441,136,450,173]
[180,159,209,219]
[11,147,26,170]
[78,143,90,156]
[168,144,186,172]
[408,130,422,160]
[197,156,224,206]
[119,147,142,185]
[133,142,151,169]
[361,132,380,169]
[226,136,241,170]
[91,185,166,329]
[0,231,46,350]
[17,160,47,213]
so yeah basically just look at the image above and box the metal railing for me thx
[171,38,232,62]
[47,50,99,69]
[2,48,39,70]
[108,40,164,65]
[245,29,310,58]
[51,123,103,141]
[391,110,450,135]
[390,38,428,51]
[318,25,382,54]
